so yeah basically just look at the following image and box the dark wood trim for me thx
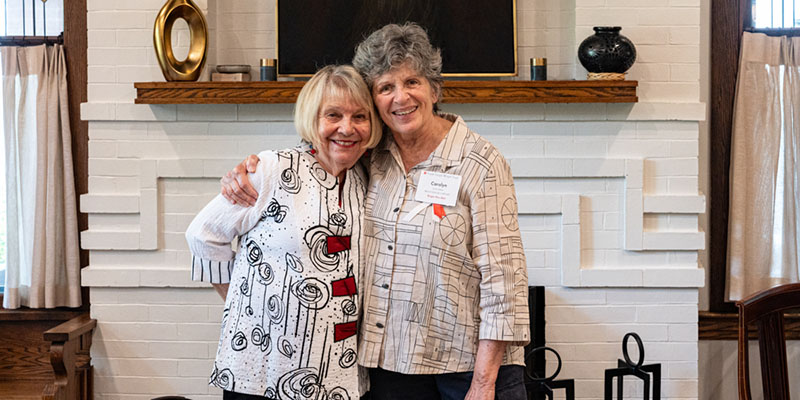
[0,307,86,322]
[699,311,800,340]
[134,80,639,104]
[440,80,638,103]
[63,0,90,311]
[741,0,753,33]
[699,312,739,340]
[745,27,800,36]
[43,314,96,342]
[708,0,748,313]
[0,34,63,46]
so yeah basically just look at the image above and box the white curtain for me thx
[1,44,80,309]
[727,32,800,301]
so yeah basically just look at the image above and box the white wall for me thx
[81,0,706,399]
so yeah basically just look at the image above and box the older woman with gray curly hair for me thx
[221,23,530,400]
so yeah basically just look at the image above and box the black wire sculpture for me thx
[524,346,575,400]
[603,332,661,400]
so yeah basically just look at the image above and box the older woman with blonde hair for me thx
[223,23,530,400]
[187,64,381,400]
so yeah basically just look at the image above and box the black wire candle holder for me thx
[603,332,661,400]
[524,346,575,400]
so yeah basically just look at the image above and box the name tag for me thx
[415,171,461,207]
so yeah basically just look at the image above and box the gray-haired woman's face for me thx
[370,63,438,138]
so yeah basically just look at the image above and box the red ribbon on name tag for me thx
[334,321,358,342]
[331,276,357,297]
[433,204,445,219]
[326,236,351,254]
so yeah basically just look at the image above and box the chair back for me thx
[737,282,800,400]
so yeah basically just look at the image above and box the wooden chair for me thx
[0,313,96,400]
[737,282,800,400]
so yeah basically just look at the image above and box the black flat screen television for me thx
[276,0,517,77]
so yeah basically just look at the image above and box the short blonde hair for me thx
[294,65,382,150]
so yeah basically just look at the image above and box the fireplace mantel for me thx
[134,80,638,104]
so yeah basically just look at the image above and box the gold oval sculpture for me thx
[153,0,208,81]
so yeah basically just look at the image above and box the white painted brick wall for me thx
[81,1,705,399]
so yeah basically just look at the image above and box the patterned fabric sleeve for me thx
[186,151,276,284]
[471,152,531,345]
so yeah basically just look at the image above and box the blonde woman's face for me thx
[314,95,372,178]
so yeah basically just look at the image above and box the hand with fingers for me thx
[221,154,261,207]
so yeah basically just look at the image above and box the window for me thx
[752,0,800,28]
[0,0,64,37]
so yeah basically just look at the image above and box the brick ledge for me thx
[81,266,203,288]
[81,265,704,289]
[80,102,706,122]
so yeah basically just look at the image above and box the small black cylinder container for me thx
[530,57,547,81]
[260,58,277,81]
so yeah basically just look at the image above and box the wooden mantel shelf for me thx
[134,80,638,104]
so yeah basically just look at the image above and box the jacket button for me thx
[376,322,384,329]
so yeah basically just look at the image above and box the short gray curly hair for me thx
[352,23,443,103]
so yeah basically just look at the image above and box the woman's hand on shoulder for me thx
[221,154,260,206]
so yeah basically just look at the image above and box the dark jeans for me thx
[223,391,275,400]
[368,365,527,400]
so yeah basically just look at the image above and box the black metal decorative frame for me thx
[603,332,661,400]
[524,346,575,400]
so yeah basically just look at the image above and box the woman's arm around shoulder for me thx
[186,151,277,286]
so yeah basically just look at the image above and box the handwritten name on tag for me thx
[415,171,462,207]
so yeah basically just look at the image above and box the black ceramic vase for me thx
[578,26,636,74]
